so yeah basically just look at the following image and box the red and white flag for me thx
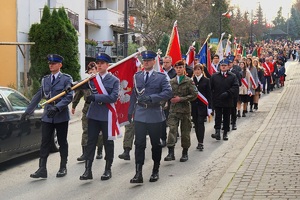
[165,20,182,66]
[222,11,232,18]
[154,53,170,81]
[108,53,139,127]
[186,45,195,68]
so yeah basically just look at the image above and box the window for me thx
[2,89,29,111]
[0,95,9,112]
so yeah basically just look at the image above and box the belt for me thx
[138,102,161,108]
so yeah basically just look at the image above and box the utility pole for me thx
[124,0,128,57]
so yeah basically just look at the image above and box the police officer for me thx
[164,60,197,162]
[128,50,172,183]
[210,59,239,141]
[79,53,120,181]
[21,54,73,178]
[71,62,103,162]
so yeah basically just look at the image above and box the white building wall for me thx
[17,0,86,86]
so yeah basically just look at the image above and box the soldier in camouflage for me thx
[71,62,103,161]
[164,60,197,162]
[118,122,135,160]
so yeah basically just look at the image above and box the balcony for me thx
[85,41,125,61]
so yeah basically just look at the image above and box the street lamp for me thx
[211,2,222,38]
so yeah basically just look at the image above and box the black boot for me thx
[211,129,221,140]
[149,162,159,182]
[96,146,103,159]
[80,160,93,180]
[164,147,175,161]
[101,160,112,180]
[30,158,47,178]
[118,147,131,160]
[250,105,253,112]
[237,110,241,117]
[223,131,228,141]
[130,164,143,183]
[77,146,86,162]
[56,158,67,177]
[180,148,188,162]
[254,103,258,110]
[232,123,237,130]
[242,110,246,117]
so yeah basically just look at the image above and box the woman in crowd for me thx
[246,57,259,112]
[237,61,252,117]
[253,59,264,110]
[191,64,211,151]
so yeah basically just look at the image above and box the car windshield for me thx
[1,88,29,111]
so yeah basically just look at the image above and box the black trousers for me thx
[263,76,271,92]
[231,98,238,124]
[134,121,162,165]
[214,107,231,132]
[85,119,114,161]
[40,121,69,159]
[193,112,206,144]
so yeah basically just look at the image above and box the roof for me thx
[269,29,287,35]
[85,18,101,29]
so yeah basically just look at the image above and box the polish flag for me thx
[165,20,182,66]
[222,11,232,18]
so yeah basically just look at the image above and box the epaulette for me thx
[135,71,143,75]
[62,73,72,78]
[43,74,50,78]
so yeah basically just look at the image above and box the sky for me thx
[230,0,296,22]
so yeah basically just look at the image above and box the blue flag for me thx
[199,42,207,65]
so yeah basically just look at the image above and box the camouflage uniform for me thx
[72,89,103,147]
[123,122,135,149]
[167,76,197,148]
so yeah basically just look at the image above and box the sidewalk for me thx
[208,61,300,200]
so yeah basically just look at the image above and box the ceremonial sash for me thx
[241,78,249,89]
[264,62,271,75]
[249,73,257,89]
[93,74,121,140]
[211,63,218,73]
[197,91,212,116]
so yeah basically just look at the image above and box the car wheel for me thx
[50,130,60,152]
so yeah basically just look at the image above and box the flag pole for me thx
[165,20,177,56]
[224,34,231,56]
[108,52,140,71]
[199,32,213,53]
[216,32,226,53]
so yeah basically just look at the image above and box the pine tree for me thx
[273,7,286,31]
[29,5,80,94]
[158,34,170,56]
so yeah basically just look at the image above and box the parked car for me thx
[0,87,59,163]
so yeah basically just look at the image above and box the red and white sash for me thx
[211,63,218,73]
[93,74,121,140]
[264,62,271,75]
[241,78,249,89]
[197,91,212,116]
[249,73,257,89]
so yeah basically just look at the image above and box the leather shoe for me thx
[30,167,47,178]
[56,167,67,177]
[232,124,237,130]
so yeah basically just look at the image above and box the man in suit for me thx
[21,54,73,178]
[128,50,172,183]
[79,53,120,181]
[210,59,239,141]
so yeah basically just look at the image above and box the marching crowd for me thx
[21,39,293,184]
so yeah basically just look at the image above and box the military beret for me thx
[141,50,157,60]
[96,53,112,63]
[174,60,185,66]
[47,54,64,63]
[85,62,96,73]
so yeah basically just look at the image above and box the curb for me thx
[205,63,293,200]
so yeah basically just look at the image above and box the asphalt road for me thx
[0,62,294,200]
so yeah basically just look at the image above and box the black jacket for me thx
[191,76,212,117]
[210,71,239,108]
